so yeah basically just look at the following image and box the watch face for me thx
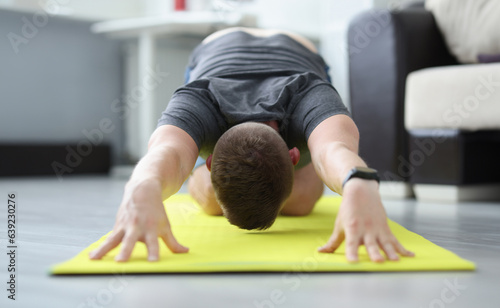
[355,167,377,174]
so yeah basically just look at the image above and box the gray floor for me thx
[0,176,499,308]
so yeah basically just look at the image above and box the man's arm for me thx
[89,125,199,262]
[308,115,414,262]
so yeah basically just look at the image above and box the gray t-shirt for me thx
[157,31,350,169]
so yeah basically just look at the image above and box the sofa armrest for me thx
[347,5,457,181]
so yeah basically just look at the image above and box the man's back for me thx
[187,29,328,82]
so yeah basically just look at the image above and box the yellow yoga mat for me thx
[51,195,475,274]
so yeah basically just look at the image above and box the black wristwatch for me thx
[342,167,380,188]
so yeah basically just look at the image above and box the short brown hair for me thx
[211,122,294,230]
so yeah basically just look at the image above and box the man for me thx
[89,28,414,263]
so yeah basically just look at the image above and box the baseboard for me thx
[413,184,500,202]
[0,144,110,177]
[379,181,414,199]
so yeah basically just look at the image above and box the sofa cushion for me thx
[425,0,500,63]
[405,63,500,130]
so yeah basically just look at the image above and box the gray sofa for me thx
[348,2,500,201]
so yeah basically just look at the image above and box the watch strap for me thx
[342,167,380,188]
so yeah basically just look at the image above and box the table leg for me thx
[138,32,156,157]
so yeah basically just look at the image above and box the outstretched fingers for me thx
[115,230,139,262]
[318,226,415,263]
[158,214,189,253]
[145,232,160,262]
[344,235,361,263]
[375,233,415,262]
[379,238,400,261]
[364,235,385,263]
[391,236,415,257]
[160,224,189,254]
[89,230,124,260]
[318,227,344,253]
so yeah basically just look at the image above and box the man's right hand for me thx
[88,178,189,262]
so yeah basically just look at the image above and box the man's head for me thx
[207,122,299,230]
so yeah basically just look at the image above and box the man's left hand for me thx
[318,178,415,262]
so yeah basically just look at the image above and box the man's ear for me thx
[289,147,300,166]
[206,154,212,172]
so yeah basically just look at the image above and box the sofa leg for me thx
[413,184,500,202]
[379,181,414,199]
